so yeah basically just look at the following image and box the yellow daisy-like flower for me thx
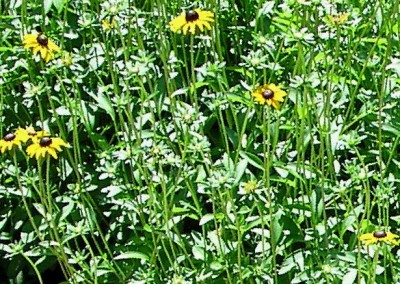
[26,136,68,160]
[169,8,214,35]
[23,33,60,63]
[0,132,23,153]
[251,83,287,109]
[15,127,50,143]
[359,231,399,246]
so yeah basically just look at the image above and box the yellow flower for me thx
[251,83,287,109]
[102,19,118,31]
[169,8,214,35]
[26,136,68,160]
[23,33,60,63]
[61,52,73,67]
[359,231,399,246]
[0,132,23,153]
[328,13,349,26]
[15,127,50,143]
[243,180,257,194]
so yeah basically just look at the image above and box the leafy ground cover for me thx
[1,0,400,283]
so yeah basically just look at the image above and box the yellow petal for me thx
[48,40,60,52]
[39,48,48,60]
[359,233,373,241]
[24,42,38,49]
[169,14,186,32]
[23,34,38,45]
[272,100,280,109]
[47,147,58,159]
[32,46,41,55]
[197,22,204,32]
[189,23,196,34]
[40,147,47,159]
[53,138,68,147]
[182,24,190,35]
[202,21,212,30]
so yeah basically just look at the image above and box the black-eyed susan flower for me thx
[26,136,68,160]
[15,127,50,143]
[251,83,287,109]
[23,33,60,63]
[359,231,399,246]
[0,132,23,153]
[169,9,214,35]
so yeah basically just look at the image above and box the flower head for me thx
[328,13,349,26]
[359,231,399,246]
[26,136,68,160]
[169,8,214,35]
[15,127,50,143]
[0,133,23,153]
[251,83,287,109]
[102,18,118,31]
[241,180,258,194]
[61,52,73,67]
[23,33,60,63]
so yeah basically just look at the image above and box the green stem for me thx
[189,35,198,112]
[22,252,44,284]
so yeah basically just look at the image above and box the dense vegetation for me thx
[1,0,400,283]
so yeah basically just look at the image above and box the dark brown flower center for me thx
[37,34,49,46]
[39,137,52,147]
[186,10,199,22]
[262,89,274,100]
[4,133,16,141]
[373,231,387,238]
[28,131,37,136]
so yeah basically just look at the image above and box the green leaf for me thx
[226,127,238,148]
[0,47,15,52]
[189,82,208,94]
[342,268,357,284]
[239,151,264,170]
[234,158,248,184]
[340,215,357,237]
[226,66,252,79]
[381,123,400,136]
[43,0,53,14]
[258,1,275,16]
[272,211,283,243]
[79,101,96,131]
[279,251,305,275]
[53,0,64,12]
[310,190,323,223]
[361,38,387,45]
[55,106,70,116]
[199,213,224,226]
[87,91,115,121]
[60,201,75,221]
[210,261,224,271]
[89,55,105,70]
[33,203,46,217]
[226,93,251,105]
[192,246,205,260]
[114,251,149,261]
[88,44,105,70]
